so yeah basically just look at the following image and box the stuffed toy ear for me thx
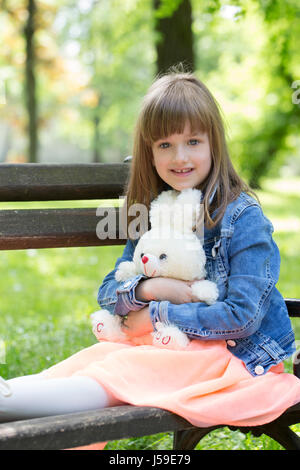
[150,189,202,235]
[149,190,178,229]
[115,261,137,282]
[173,188,202,234]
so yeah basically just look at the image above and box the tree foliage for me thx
[191,0,300,187]
[235,0,300,187]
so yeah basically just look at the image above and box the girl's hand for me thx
[122,306,153,338]
[135,277,200,304]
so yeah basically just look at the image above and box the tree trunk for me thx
[93,115,101,163]
[153,0,194,74]
[24,0,38,163]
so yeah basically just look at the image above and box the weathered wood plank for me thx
[0,207,127,249]
[1,403,299,450]
[0,163,129,201]
[285,299,300,317]
[0,406,193,450]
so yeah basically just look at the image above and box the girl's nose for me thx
[173,145,188,162]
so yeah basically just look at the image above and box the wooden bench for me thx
[0,163,299,450]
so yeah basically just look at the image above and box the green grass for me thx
[0,178,299,450]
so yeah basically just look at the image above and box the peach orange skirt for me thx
[41,338,300,430]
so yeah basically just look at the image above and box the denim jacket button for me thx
[254,365,264,375]
[227,340,236,347]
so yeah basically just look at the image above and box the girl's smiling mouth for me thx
[171,168,194,176]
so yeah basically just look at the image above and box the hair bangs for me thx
[141,83,209,144]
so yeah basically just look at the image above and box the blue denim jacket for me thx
[98,192,296,376]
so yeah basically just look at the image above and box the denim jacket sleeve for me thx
[149,204,277,340]
[97,239,149,316]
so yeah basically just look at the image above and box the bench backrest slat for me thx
[0,163,129,201]
[0,207,126,250]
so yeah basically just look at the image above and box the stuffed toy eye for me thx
[159,253,167,260]
[140,253,144,258]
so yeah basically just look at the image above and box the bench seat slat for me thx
[0,208,126,249]
[0,163,129,201]
[0,406,193,450]
[0,403,299,450]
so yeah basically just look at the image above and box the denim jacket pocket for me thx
[230,330,291,376]
[254,330,290,362]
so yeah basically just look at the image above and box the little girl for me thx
[1,70,300,435]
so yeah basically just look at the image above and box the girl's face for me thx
[151,122,212,191]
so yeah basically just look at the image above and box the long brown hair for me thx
[124,68,258,235]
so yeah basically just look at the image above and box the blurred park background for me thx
[0,0,299,186]
[0,0,300,450]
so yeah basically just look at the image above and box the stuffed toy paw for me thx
[152,322,190,350]
[91,310,127,342]
[191,279,219,306]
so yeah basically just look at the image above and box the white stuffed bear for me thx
[91,188,219,350]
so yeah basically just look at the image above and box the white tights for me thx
[0,374,122,423]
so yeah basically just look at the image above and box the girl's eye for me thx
[159,142,170,149]
[159,253,167,260]
[188,139,200,145]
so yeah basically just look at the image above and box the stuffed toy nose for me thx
[141,254,160,277]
